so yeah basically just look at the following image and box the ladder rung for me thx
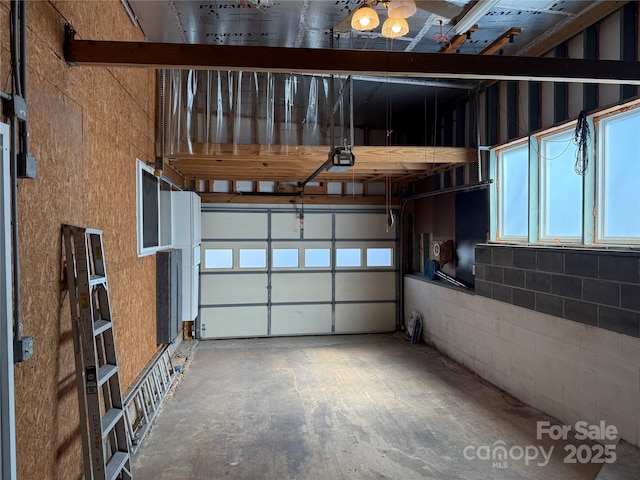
[101,407,124,436]
[94,319,112,336]
[98,364,118,387]
[90,274,106,286]
[105,451,129,480]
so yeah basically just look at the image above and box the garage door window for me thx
[239,249,267,268]
[204,249,233,269]
[336,248,361,267]
[305,249,330,268]
[366,248,393,267]
[273,249,299,268]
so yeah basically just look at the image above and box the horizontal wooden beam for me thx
[64,25,640,85]
[170,144,476,164]
[198,193,398,206]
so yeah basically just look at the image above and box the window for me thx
[239,249,266,268]
[497,143,528,240]
[539,129,582,241]
[336,248,361,267]
[273,249,299,268]
[204,249,233,269]
[366,248,393,267]
[136,160,172,256]
[491,101,640,246]
[304,249,330,268]
[597,109,640,243]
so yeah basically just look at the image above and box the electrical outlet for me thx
[14,336,33,363]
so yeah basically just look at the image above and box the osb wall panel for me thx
[0,1,159,478]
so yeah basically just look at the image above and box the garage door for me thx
[198,205,397,339]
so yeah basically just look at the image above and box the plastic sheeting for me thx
[165,70,352,156]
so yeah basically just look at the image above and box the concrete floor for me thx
[133,334,605,480]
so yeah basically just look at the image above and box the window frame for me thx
[136,160,172,256]
[495,140,530,242]
[595,107,640,245]
[536,127,584,243]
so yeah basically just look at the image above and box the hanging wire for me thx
[573,110,590,175]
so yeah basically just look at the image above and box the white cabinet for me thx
[171,192,202,322]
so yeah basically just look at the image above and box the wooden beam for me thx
[440,26,477,54]
[198,193,399,206]
[64,25,640,85]
[170,144,476,164]
[480,28,522,56]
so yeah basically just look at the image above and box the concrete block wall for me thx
[404,276,640,447]
[474,245,640,338]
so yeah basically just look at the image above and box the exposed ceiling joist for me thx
[63,27,640,85]
[440,26,477,54]
[480,28,521,56]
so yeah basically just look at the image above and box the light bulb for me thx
[391,24,401,33]
[359,17,370,27]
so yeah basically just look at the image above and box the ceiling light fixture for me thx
[387,0,417,19]
[351,6,380,31]
[453,0,500,35]
[382,17,409,38]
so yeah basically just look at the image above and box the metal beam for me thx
[63,25,640,85]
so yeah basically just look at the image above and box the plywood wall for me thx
[0,1,159,478]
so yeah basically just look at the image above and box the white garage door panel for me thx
[271,305,332,335]
[335,214,395,239]
[335,303,396,333]
[335,272,396,301]
[200,306,268,338]
[271,213,332,239]
[201,274,267,304]
[271,273,332,302]
[201,212,267,239]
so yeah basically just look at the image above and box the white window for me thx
[366,248,393,267]
[336,248,361,267]
[304,249,330,268]
[136,160,172,256]
[239,249,266,268]
[539,129,582,241]
[597,108,640,243]
[273,249,299,268]
[497,143,528,240]
[204,249,233,269]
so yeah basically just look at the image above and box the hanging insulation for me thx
[165,70,346,156]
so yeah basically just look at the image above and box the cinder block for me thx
[562,342,597,375]
[583,278,621,307]
[537,251,565,273]
[580,323,620,355]
[597,352,640,392]
[618,335,640,364]
[535,333,565,363]
[599,255,640,283]
[579,370,618,412]
[535,362,564,404]
[491,351,511,377]
[524,309,551,336]
[475,344,493,366]
[562,384,597,425]
[494,319,514,341]
[548,315,587,346]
